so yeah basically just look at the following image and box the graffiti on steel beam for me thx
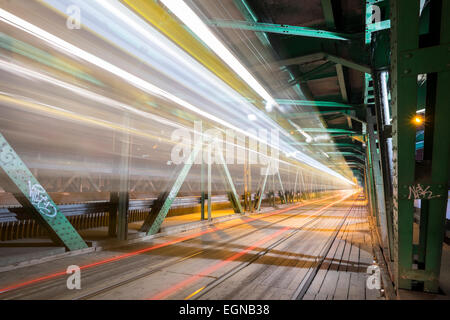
[28,181,58,218]
[408,184,441,200]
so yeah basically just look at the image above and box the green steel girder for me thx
[367,110,391,255]
[256,51,370,74]
[0,133,87,251]
[367,20,391,33]
[326,54,372,74]
[301,128,357,134]
[207,19,354,41]
[371,29,391,70]
[216,150,244,214]
[232,0,271,48]
[398,44,450,76]
[287,61,336,87]
[336,64,349,102]
[285,111,349,119]
[390,0,450,293]
[140,143,203,235]
[256,164,271,211]
[327,152,365,161]
[276,99,354,108]
[335,146,365,155]
[276,170,287,204]
[321,0,336,29]
[290,142,363,148]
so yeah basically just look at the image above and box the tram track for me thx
[73,193,356,300]
[0,194,345,299]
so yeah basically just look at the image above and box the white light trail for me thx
[160,0,277,107]
[0,8,354,185]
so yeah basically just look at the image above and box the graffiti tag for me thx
[28,181,58,218]
[408,184,440,200]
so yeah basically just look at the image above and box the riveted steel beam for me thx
[300,128,357,134]
[390,0,421,291]
[0,133,87,251]
[217,150,243,214]
[207,19,353,41]
[256,164,271,211]
[140,143,202,235]
[276,99,354,108]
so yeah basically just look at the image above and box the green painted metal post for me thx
[367,108,390,253]
[217,150,243,214]
[422,0,450,292]
[207,143,212,221]
[256,164,270,211]
[200,156,205,220]
[372,70,395,262]
[390,0,420,291]
[0,133,87,251]
[276,170,287,204]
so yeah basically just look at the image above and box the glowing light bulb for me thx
[413,115,423,125]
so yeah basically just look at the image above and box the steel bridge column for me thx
[390,0,450,292]
[207,144,212,221]
[367,107,391,255]
[256,164,270,211]
[200,157,205,220]
[372,70,395,261]
[420,0,450,292]
[390,0,420,291]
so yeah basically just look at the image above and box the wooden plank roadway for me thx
[0,193,382,300]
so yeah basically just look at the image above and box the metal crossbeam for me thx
[276,99,354,108]
[0,133,87,251]
[207,19,353,40]
[300,128,357,134]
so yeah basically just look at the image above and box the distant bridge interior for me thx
[0,0,449,300]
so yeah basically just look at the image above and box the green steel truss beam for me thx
[140,143,203,235]
[287,61,336,87]
[207,19,354,41]
[140,143,243,235]
[321,0,336,29]
[336,64,349,102]
[300,128,357,134]
[367,20,391,32]
[276,170,287,204]
[232,0,271,48]
[256,164,270,211]
[390,0,450,292]
[367,110,391,255]
[289,142,363,148]
[326,54,371,74]
[252,52,370,74]
[217,150,244,214]
[276,99,354,108]
[0,133,87,251]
